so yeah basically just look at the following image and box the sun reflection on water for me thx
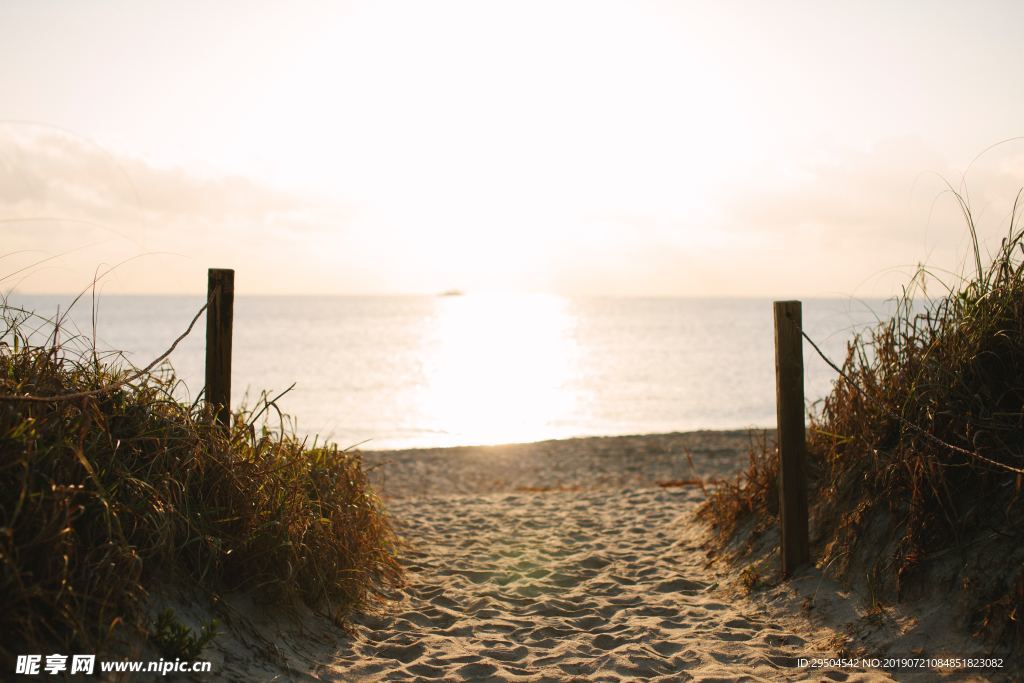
[417,293,581,446]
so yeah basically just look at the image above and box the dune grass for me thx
[703,192,1024,650]
[0,301,401,664]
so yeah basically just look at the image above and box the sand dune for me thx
[326,485,835,681]
[313,432,882,681]
[205,432,1000,681]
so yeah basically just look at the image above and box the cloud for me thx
[0,127,321,231]
[0,126,354,293]
[718,137,1024,250]
[5,125,1024,298]
[546,137,1024,297]
[702,139,1021,295]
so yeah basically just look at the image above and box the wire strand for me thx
[0,292,212,403]
[801,329,1024,476]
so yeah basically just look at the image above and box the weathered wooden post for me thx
[774,300,810,576]
[205,268,234,429]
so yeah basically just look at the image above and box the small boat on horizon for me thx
[439,289,464,297]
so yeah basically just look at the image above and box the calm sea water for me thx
[7,294,896,450]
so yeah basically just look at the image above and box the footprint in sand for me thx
[404,662,446,679]
[650,641,685,656]
[324,485,874,682]
[477,645,528,662]
[570,614,606,630]
[580,554,611,569]
[592,633,629,651]
[374,642,424,664]
[655,577,707,593]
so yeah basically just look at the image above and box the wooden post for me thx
[774,300,810,576]
[205,269,234,429]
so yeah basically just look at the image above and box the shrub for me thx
[704,190,1024,650]
[0,300,401,664]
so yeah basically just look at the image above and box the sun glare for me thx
[416,293,580,446]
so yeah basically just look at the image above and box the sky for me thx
[2,0,1024,297]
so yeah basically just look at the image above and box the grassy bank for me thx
[703,196,1024,654]
[0,301,401,664]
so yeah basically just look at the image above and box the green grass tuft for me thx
[150,609,218,660]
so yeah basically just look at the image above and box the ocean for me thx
[6,294,897,450]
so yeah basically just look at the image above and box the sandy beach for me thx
[321,431,877,682]
[197,430,1001,681]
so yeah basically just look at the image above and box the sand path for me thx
[190,433,1001,680]
[307,432,888,681]
[328,487,835,681]
[199,433,1001,680]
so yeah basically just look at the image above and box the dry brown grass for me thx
[702,192,1024,653]
[0,301,402,665]
[699,429,779,541]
